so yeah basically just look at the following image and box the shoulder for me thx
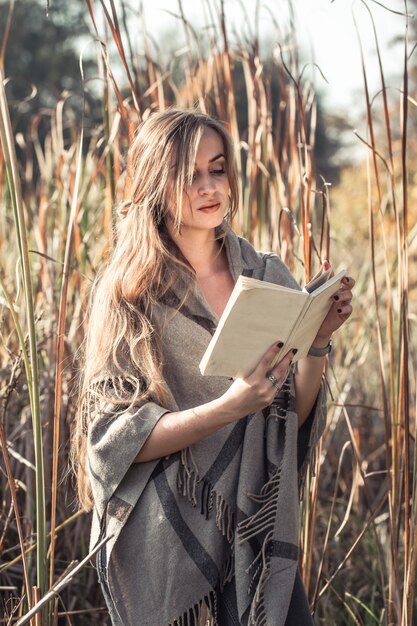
[225,226,300,290]
[258,250,300,290]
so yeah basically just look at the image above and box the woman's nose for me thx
[198,173,216,195]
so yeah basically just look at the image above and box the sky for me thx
[141,0,407,113]
[293,0,406,111]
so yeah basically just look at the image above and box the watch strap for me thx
[308,340,332,357]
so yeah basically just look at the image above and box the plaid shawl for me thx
[87,225,326,626]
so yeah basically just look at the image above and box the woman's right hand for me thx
[220,342,295,420]
[135,342,295,463]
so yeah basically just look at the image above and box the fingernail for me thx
[343,277,350,284]
[337,307,342,313]
[292,348,298,355]
[333,294,339,301]
[277,341,284,348]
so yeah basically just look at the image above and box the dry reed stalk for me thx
[0,0,14,65]
[0,66,47,602]
[279,50,315,280]
[0,361,32,611]
[398,7,411,625]
[0,511,84,577]
[311,440,352,610]
[317,493,387,602]
[14,535,112,626]
[353,7,398,623]
[327,584,362,626]
[96,42,115,259]
[217,0,243,225]
[30,587,40,626]
[301,437,322,595]
[100,0,141,115]
[85,0,133,134]
[49,128,84,589]
[349,3,415,624]
[312,363,388,615]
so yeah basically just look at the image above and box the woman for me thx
[73,108,354,626]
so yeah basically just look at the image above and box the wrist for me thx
[210,395,241,425]
[308,338,332,357]
[311,335,332,349]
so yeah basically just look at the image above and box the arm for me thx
[134,342,295,463]
[134,398,236,462]
[294,335,330,427]
[294,267,355,427]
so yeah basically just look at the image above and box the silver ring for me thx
[266,372,279,389]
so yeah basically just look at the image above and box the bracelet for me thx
[308,340,333,357]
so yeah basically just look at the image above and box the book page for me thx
[240,275,301,295]
[303,267,332,294]
[200,284,308,378]
[284,270,346,359]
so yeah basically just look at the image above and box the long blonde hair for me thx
[72,108,239,510]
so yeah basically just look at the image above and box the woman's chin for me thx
[193,206,226,228]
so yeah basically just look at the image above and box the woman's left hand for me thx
[315,260,355,341]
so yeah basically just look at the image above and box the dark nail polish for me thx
[333,294,339,301]
[292,348,298,355]
[337,307,342,313]
[277,342,284,348]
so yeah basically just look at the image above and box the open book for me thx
[199,268,346,378]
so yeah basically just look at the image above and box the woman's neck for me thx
[168,225,226,278]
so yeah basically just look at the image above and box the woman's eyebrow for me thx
[170,152,225,169]
[209,153,226,163]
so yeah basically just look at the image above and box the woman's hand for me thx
[135,342,295,462]
[314,260,355,342]
[220,341,295,420]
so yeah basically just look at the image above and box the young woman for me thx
[73,108,354,626]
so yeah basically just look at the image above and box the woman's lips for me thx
[198,202,220,212]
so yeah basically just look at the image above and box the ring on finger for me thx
[266,372,280,389]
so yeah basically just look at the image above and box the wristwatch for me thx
[308,340,333,357]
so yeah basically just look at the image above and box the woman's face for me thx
[167,126,231,234]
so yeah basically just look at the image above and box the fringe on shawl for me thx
[168,589,218,626]
[177,447,200,506]
[236,379,291,626]
[177,446,236,589]
[237,459,285,626]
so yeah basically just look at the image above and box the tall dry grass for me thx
[0,0,416,624]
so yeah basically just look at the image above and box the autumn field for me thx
[0,1,417,624]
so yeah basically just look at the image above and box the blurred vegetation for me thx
[0,0,96,112]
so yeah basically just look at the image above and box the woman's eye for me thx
[211,168,225,175]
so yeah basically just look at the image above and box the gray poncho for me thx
[88,225,326,626]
